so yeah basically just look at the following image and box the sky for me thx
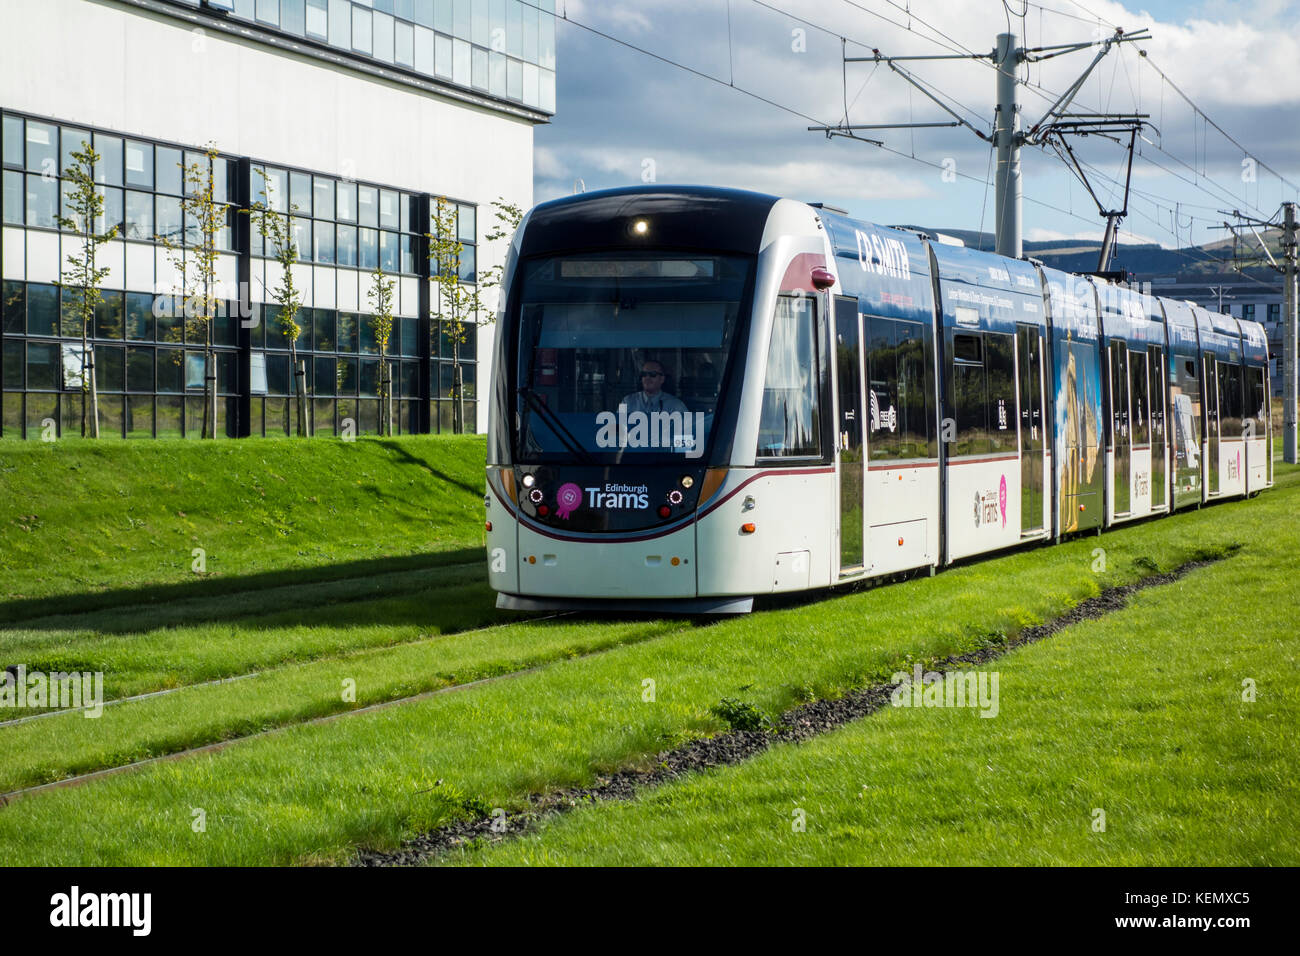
[533,0,1300,252]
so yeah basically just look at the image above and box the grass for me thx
[0,434,488,614]
[0,465,1282,864]
[0,616,687,794]
[0,564,502,702]
[453,520,1299,865]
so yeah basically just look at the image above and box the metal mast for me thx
[810,28,1150,262]
[1214,204,1297,462]
[994,33,1022,257]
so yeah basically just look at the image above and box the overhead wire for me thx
[541,0,1285,260]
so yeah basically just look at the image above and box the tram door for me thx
[1108,341,1131,515]
[1148,346,1167,508]
[835,296,866,575]
[1204,356,1220,494]
[1017,325,1045,534]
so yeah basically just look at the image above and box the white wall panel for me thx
[124,242,154,293]
[26,231,59,283]
[264,260,286,304]
[291,262,313,307]
[3,227,26,280]
[399,275,418,318]
[337,267,358,311]
[216,252,239,302]
[100,240,125,290]
[155,246,180,295]
[313,265,336,308]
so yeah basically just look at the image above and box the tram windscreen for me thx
[513,253,752,462]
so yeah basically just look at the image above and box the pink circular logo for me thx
[998,475,1007,528]
[555,482,583,520]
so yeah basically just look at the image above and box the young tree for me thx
[428,197,483,434]
[476,197,523,316]
[56,141,119,439]
[248,169,308,437]
[159,145,221,438]
[369,264,395,436]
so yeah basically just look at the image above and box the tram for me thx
[484,186,1272,612]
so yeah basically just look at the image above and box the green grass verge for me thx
[0,616,686,794]
[0,469,1281,865]
[0,435,488,614]
[0,564,503,702]
[453,515,1299,865]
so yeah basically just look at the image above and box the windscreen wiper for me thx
[517,386,596,465]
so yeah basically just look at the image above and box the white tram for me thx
[484,187,1272,612]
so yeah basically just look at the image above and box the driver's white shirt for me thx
[620,390,689,417]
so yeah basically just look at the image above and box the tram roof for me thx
[520,185,782,258]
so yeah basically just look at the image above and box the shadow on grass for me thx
[0,548,487,628]
[374,439,487,499]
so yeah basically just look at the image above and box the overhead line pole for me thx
[1285,202,1298,463]
[994,32,1022,257]
[1213,204,1298,462]
[812,27,1150,263]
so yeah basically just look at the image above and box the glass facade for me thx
[167,0,556,114]
[1,110,480,439]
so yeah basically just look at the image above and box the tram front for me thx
[484,187,772,611]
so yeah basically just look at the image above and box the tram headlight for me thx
[522,474,535,488]
[529,487,544,505]
[679,475,694,489]
[630,218,649,237]
[667,489,683,506]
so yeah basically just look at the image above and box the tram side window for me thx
[867,316,933,459]
[1129,349,1150,446]
[1217,361,1244,438]
[1246,366,1268,438]
[984,332,1016,453]
[756,296,822,459]
[1109,343,1130,449]
[950,332,988,455]
[897,320,934,457]
[867,316,900,460]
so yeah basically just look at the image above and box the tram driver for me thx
[621,358,689,417]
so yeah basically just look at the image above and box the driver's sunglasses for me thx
[640,370,664,378]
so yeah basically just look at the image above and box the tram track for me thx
[0,610,570,730]
[0,665,536,807]
[0,610,714,805]
[0,560,500,714]
[355,554,1228,866]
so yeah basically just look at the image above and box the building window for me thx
[2,110,481,438]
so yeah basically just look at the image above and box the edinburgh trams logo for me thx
[583,482,651,510]
[973,475,1009,529]
[1226,450,1241,482]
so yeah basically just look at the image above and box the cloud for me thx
[1027,226,1163,245]
[535,0,1300,249]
